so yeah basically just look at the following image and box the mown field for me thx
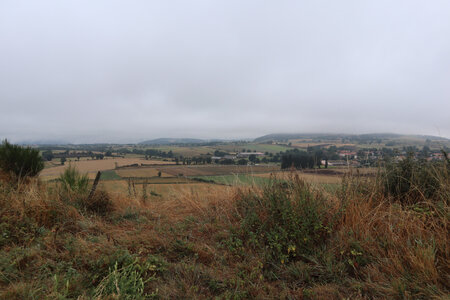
[107,165,282,182]
[156,165,280,177]
[40,158,174,179]
[115,168,173,178]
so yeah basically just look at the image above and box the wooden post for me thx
[88,171,102,201]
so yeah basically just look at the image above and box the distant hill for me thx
[254,133,346,143]
[139,138,206,145]
[254,133,450,143]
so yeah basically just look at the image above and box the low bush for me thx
[234,176,331,267]
[383,153,449,204]
[94,252,166,299]
[80,190,114,216]
[58,166,113,216]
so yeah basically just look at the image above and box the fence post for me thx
[88,171,102,201]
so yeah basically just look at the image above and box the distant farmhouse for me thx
[338,150,357,159]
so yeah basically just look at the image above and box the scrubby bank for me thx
[0,157,448,299]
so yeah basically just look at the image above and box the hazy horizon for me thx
[1,1,450,143]
[8,131,450,146]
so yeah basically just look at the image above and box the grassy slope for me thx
[0,161,448,299]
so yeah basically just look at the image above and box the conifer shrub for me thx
[0,140,44,181]
[58,165,89,194]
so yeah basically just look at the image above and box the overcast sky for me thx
[1,1,450,143]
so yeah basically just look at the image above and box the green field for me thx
[218,143,291,153]
[100,170,122,180]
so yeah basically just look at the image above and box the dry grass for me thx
[253,168,377,185]
[99,179,229,200]
[0,161,448,299]
[255,171,342,184]
[145,184,235,223]
[329,176,449,298]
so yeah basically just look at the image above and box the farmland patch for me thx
[40,158,170,179]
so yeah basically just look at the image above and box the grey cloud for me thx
[1,0,449,143]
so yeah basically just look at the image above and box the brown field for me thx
[43,157,93,169]
[40,158,173,179]
[114,165,280,178]
[157,164,280,177]
[98,180,229,198]
[126,177,196,184]
[115,168,174,178]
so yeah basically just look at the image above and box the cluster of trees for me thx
[213,150,229,157]
[41,150,106,162]
[175,156,212,165]
[306,145,340,161]
[119,148,174,158]
[42,150,54,161]
[280,146,340,169]
[281,149,317,169]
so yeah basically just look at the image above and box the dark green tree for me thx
[42,150,54,161]
[237,159,247,165]
[281,150,315,169]
[0,140,44,179]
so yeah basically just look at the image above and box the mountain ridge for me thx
[253,133,450,143]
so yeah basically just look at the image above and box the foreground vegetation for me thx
[0,154,448,298]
